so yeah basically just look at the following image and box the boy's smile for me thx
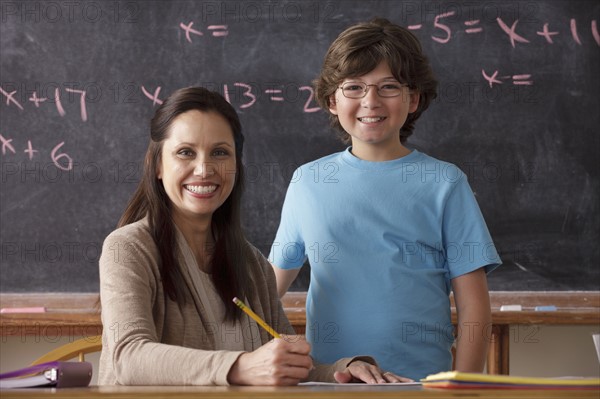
[329,61,420,161]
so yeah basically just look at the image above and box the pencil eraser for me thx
[0,307,46,313]
[534,305,557,311]
[500,305,522,311]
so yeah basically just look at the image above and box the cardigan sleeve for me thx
[99,227,243,386]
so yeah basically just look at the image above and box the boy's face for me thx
[329,61,419,160]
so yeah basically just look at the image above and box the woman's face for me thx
[157,110,237,226]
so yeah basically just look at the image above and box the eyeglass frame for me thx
[337,81,410,99]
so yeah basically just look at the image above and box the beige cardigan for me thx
[99,218,367,385]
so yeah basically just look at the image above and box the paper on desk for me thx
[300,381,422,386]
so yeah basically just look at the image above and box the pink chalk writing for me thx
[223,85,231,104]
[482,70,533,87]
[28,91,47,108]
[1,86,89,121]
[65,88,88,122]
[409,14,597,47]
[265,89,284,102]
[141,86,163,106]
[431,11,455,44]
[537,23,559,44]
[482,70,503,88]
[299,86,320,113]
[0,86,24,111]
[496,18,530,48]
[207,25,229,37]
[464,20,483,34]
[140,83,320,113]
[54,87,66,117]
[51,142,73,171]
[24,140,38,160]
[0,134,16,155]
[4,11,597,179]
[512,74,533,86]
[1,134,73,171]
[180,22,229,42]
[571,19,582,46]
[180,21,203,43]
[593,20,600,46]
[230,83,256,109]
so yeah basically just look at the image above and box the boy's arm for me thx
[451,268,492,373]
[271,263,301,298]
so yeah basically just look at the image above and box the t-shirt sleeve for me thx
[268,178,307,270]
[442,174,502,279]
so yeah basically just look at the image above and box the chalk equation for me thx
[141,83,320,112]
[179,22,228,42]
[408,13,599,47]
[2,10,598,175]
[0,86,88,121]
[177,14,600,48]
[482,71,533,87]
[0,79,317,171]
[9,14,599,120]
[1,135,72,171]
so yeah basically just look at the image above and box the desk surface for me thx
[1,385,599,399]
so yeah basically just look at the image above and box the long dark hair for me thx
[119,87,250,321]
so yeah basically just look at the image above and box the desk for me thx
[1,292,599,376]
[1,385,598,399]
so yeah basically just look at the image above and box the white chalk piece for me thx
[500,305,522,311]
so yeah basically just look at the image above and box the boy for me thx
[269,18,501,380]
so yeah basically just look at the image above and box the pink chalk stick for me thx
[0,307,46,313]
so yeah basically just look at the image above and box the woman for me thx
[98,87,408,385]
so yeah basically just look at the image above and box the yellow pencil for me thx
[232,297,281,339]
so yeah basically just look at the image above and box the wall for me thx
[508,325,599,378]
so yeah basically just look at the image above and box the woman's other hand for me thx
[334,360,414,384]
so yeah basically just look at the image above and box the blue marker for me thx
[534,305,557,311]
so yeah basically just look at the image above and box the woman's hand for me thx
[227,335,313,386]
[333,360,414,384]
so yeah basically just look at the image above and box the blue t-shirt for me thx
[269,148,501,380]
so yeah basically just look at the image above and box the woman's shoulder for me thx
[100,217,160,274]
[102,217,155,251]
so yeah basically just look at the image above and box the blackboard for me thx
[1,0,598,293]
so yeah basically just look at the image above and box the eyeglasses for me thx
[338,81,408,99]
